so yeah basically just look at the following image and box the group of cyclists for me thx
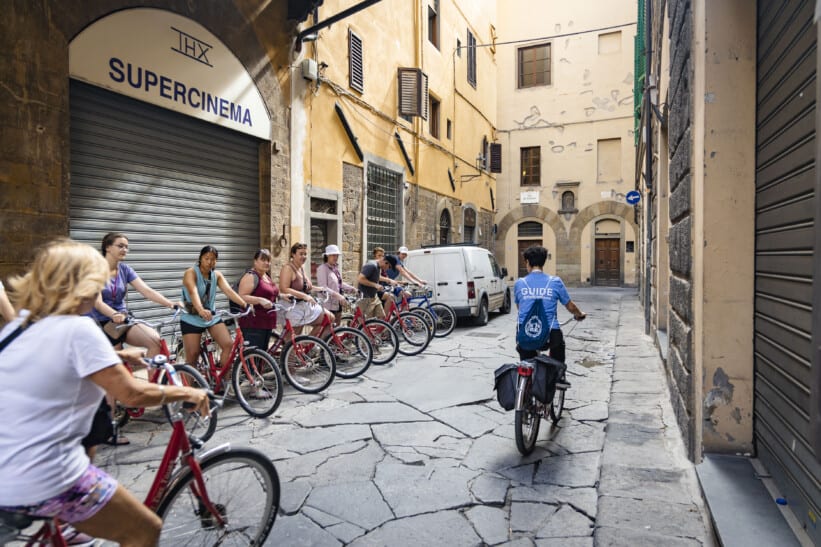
[0,232,583,547]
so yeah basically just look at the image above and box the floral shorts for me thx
[0,465,118,524]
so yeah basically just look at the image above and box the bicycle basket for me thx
[493,363,519,411]
[530,355,566,404]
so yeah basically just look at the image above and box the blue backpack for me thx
[516,279,551,351]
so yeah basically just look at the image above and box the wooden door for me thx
[595,238,621,285]
[517,240,542,277]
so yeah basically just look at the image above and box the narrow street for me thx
[98,288,714,546]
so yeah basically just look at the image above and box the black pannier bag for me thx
[494,363,519,411]
[531,354,566,404]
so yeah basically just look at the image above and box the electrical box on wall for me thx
[301,58,318,81]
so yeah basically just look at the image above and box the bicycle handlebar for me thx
[111,307,183,332]
[213,307,254,320]
[139,355,222,408]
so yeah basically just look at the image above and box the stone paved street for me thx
[96,287,715,546]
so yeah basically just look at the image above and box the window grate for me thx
[367,164,402,253]
[518,221,543,237]
[439,209,451,244]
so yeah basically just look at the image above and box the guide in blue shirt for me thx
[513,245,586,361]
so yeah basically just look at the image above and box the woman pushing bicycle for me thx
[237,248,279,350]
[0,239,209,547]
[180,245,249,373]
[92,232,181,358]
[278,242,334,337]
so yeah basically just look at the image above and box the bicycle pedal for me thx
[556,381,571,390]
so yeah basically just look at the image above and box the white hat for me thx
[323,244,342,256]
[398,246,409,254]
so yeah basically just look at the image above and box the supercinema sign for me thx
[70,8,271,140]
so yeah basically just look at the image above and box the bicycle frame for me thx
[14,360,225,545]
[197,320,248,394]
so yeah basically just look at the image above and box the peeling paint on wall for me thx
[704,367,735,418]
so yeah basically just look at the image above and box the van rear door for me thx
[432,248,469,310]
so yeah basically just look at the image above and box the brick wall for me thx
[0,0,291,278]
[666,0,696,457]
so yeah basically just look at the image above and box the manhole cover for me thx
[465,331,503,337]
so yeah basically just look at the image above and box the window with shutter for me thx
[518,43,551,88]
[398,68,429,120]
[428,0,440,49]
[349,30,364,93]
[429,95,440,138]
[521,146,540,186]
[467,30,477,88]
[490,142,502,173]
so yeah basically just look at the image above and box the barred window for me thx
[366,164,402,253]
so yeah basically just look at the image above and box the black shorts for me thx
[98,320,128,346]
[180,318,223,335]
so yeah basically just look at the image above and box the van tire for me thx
[500,290,511,314]
[474,298,489,326]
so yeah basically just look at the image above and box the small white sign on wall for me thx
[520,191,539,204]
[69,8,271,140]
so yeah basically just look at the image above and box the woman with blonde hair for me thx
[0,239,209,547]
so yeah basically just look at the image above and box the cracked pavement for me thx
[96,287,715,546]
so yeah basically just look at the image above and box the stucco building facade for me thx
[637,0,821,541]
[494,0,638,287]
[292,0,498,282]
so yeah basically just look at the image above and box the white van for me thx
[403,245,511,325]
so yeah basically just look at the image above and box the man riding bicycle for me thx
[514,245,586,362]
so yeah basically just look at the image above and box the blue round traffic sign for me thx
[625,190,641,205]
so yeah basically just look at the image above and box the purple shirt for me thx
[90,262,138,322]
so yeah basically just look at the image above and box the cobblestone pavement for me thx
[96,287,715,546]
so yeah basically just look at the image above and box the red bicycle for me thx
[0,355,280,546]
[379,289,431,356]
[340,293,400,365]
[266,298,336,393]
[312,291,374,378]
[110,308,217,442]
[179,308,283,418]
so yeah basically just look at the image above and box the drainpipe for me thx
[644,0,654,334]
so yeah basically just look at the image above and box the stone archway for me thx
[494,201,637,285]
[563,201,638,284]
[494,204,565,265]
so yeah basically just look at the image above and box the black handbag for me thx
[494,363,519,411]
[531,354,566,404]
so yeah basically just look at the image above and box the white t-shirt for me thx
[0,311,119,505]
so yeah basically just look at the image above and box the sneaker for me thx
[249,387,272,399]
[59,524,97,546]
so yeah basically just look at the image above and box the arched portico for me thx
[495,201,637,285]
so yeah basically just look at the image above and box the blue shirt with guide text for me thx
[514,271,570,330]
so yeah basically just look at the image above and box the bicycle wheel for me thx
[324,327,373,379]
[280,335,336,393]
[515,378,541,456]
[391,312,431,356]
[156,448,279,546]
[549,387,566,425]
[232,348,283,418]
[409,307,436,339]
[429,303,457,338]
[363,318,399,365]
[161,364,218,444]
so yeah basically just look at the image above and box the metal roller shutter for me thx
[755,0,819,540]
[69,81,261,324]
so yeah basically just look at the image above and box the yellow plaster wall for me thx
[295,0,497,212]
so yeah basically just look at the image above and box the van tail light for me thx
[467,281,475,300]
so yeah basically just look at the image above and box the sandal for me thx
[106,434,131,446]
[249,388,272,400]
